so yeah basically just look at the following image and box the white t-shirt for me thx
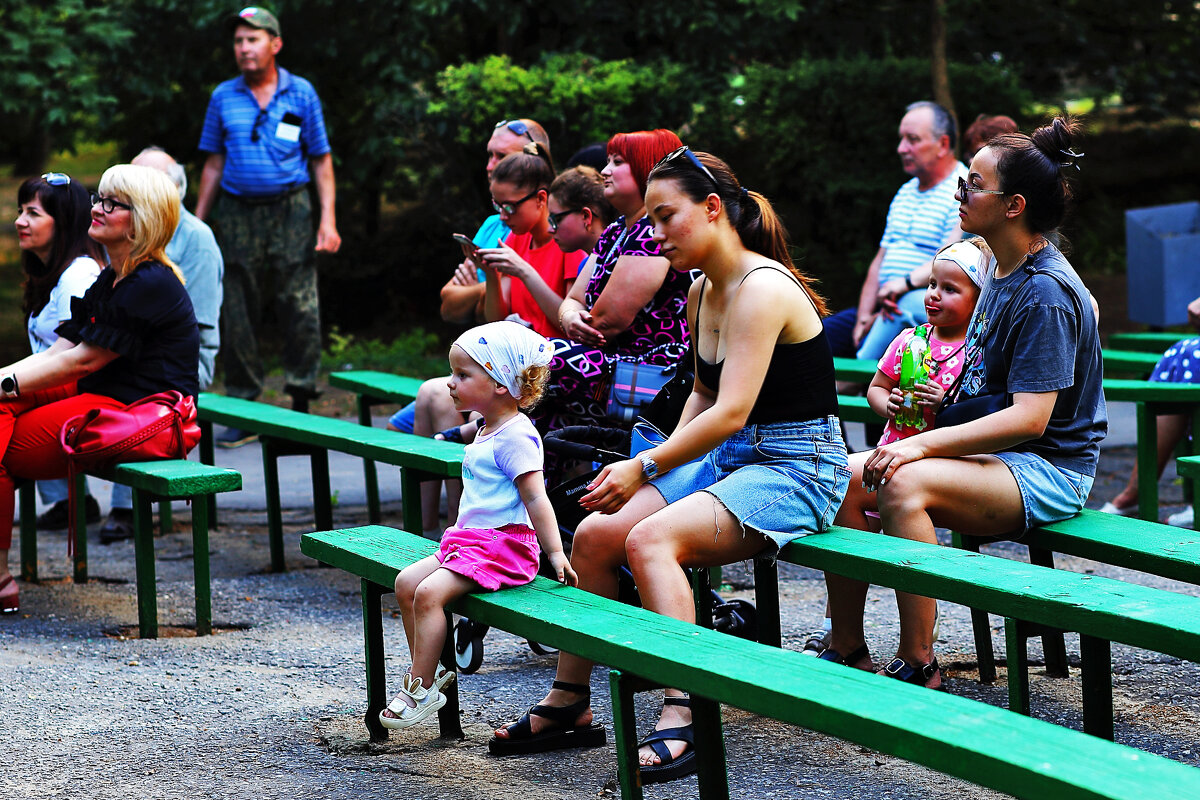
[455,413,544,530]
[27,256,103,353]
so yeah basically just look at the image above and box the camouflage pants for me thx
[212,188,320,400]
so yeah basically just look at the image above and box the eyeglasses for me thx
[547,208,581,232]
[90,192,133,213]
[957,176,1005,200]
[492,188,543,216]
[250,108,269,142]
[41,173,71,186]
[494,119,534,142]
[658,146,720,191]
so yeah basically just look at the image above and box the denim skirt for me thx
[651,416,851,556]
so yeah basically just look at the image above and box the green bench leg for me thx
[132,487,158,639]
[159,500,173,536]
[610,670,643,800]
[191,494,212,636]
[198,420,219,529]
[362,579,389,742]
[72,471,88,584]
[18,482,36,583]
[951,532,998,683]
[262,438,286,572]
[437,609,464,739]
[400,468,424,535]
[356,395,382,525]
[692,694,729,800]
[753,559,780,648]
[1080,634,1114,740]
[1135,402,1158,522]
[312,449,333,533]
[1005,617,1030,715]
[1027,547,1069,678]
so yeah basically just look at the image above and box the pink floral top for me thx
[875,324,967,446]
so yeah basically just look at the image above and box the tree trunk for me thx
[930,0,958,157]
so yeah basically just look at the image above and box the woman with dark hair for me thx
[15,173,106,528]
[0,164,200,615]
[546,165,615,258]
[535,129,694,437]
[825,117,1104,687]
[491,149,849,784]
[479,143,585,338]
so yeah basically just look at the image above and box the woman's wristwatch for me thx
[639,453,658,480]
[0,373,19,399]
[904,274,917,291]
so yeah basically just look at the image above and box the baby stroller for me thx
[451,357,758,673]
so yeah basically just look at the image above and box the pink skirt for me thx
[437,524,540,591]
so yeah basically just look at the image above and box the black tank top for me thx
[693,267,839,424]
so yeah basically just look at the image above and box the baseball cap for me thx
[229,6,281,36]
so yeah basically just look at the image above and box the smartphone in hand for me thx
[452,233,478,263]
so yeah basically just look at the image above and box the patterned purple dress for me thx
[532,215,694,435]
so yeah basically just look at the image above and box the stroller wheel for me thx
[527,640,559,656]
[454,618,487,674]
[712,598,758,641]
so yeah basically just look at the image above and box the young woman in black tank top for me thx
[491,149,850,783]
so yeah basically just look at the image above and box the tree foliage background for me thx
[2,0,1198,330]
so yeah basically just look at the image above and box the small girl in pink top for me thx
[380,321,578,730]
[869,240,989,445]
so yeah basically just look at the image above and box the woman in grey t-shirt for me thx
[826,117,1104,688]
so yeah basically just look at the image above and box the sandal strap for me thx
[551,680,590,696]
[662,696,691,708]
[529,696,590,726]
[640,724,695,748]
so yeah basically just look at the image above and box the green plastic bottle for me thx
[896,325,930,430]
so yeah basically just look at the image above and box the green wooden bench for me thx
[328,370,428,523]
[768,524,1200,739]
[18,460,241,638]
[954,508,1200,682]
[301,525,1200,800]
[1173,455,1200,526]
[1109,331,1191,352]
[196,393,462,572]
[1102,348,1163,377]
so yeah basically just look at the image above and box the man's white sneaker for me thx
[1099,501,1139,517]
[1168,505,1195,528]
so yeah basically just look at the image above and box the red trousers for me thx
[0,385,125,550]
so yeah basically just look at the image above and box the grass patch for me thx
[321,326,445,377]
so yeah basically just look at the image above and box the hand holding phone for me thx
[452,233,479,264]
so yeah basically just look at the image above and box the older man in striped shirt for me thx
[825,101,967,362]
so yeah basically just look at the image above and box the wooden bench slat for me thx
[1024,509,1200,583]
[1109,331,1190,352]
[328,371,426,404]
[303,526,1200,800]
[91,461,243,496]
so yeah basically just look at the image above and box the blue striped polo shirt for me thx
[876,162,967,284]
[198,67,331,198]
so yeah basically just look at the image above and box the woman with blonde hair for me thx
[0,164,200,615]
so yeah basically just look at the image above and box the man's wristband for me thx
[904,274,917,291]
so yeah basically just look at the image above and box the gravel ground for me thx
[3,443,1199,800]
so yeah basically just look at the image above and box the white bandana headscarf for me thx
[452,321,553,399]
[936,240,988,288]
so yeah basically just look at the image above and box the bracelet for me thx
[904,274,916,291]
[0,372,19,399]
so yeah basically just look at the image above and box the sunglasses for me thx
[41,172,71,186]
[957,176,1005,200]
[494,119,534,142]
[250,108,269,142]
[547,208,581,232]
[658,146,720,191]
[90,192,133,213]
[492,187,543,216]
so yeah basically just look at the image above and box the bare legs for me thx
[1108,412,1188,512]
[827,452,1025,682]
[493,487,766,767]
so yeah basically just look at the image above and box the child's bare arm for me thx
[515,471,578,586]
[867,369,901,420]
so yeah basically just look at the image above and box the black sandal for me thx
[488,680,606,755]
[880,657,941,688]
[639,696,697,784]
[818,644,871,669]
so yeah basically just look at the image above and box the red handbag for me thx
[59,391,201,553]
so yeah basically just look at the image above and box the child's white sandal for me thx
[379,672,447,730]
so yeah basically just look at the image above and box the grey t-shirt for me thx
[957,244,1106,475]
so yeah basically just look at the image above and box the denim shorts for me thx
[994,451,1093,530]
[388,401,417,434]
[650,416,851,556]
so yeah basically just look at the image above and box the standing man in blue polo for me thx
[196,5,340,447]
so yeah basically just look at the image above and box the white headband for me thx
[452,321,553,398]
[937,241,987,288]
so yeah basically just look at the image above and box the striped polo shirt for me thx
[876,162,967,284]
[198,66,331,198]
